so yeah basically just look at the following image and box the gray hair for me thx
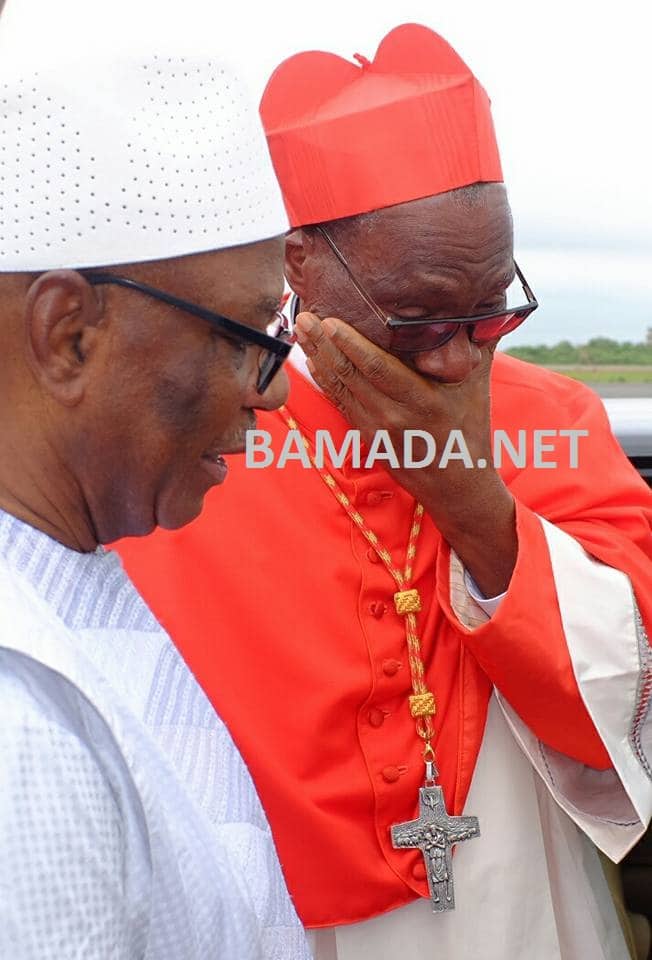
[317,182,499,242]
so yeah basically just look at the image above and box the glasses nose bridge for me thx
[390,317,476,355]
[440,321,477,352]
[447,320,477,347]
[412,323,483,380]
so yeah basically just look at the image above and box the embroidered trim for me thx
[538,739,556,786]
[536,740,639,827]
[628,594,652,780]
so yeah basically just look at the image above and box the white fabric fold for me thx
[496,516,652,862]
[307,697,628,960]
[463,569,506,616]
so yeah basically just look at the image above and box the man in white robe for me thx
[0,24,309,960]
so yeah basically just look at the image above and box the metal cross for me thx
[391,785,480,912]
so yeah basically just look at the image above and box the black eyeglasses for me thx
[316,226,538,355]
[84,272,293,393]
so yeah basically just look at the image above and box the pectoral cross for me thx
[391,785,480,912]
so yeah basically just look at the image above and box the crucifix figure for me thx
[391,785,480,912]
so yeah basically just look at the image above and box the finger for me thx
[312,316,424,407]
[305,356,373,431]
[294,311,349,371]
[299,336,381,433]
[466,342,495,389]
[295,311,390,411]
[293,311,331,357]
[301,317,423,406]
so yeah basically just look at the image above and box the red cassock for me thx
[117,354,652,928]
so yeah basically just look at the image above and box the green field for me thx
[506,338,652,367]
[546,365,652,384]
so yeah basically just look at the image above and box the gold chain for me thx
[279,406,438,778]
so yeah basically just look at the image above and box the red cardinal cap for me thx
[260,23,503,228]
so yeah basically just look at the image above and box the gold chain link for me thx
[279,406,437,771]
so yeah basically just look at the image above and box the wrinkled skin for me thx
[286,184,517,595]
[0,238,288,550]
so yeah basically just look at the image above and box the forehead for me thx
[344,185,513,286]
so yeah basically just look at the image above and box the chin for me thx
[155,495,206,533]
[106,498,204,542]
[104,517,156,546]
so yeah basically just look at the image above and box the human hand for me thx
[294,311,517,595]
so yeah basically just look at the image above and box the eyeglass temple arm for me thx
[513,260,538,307]
[318,228,537,319]
[315,226,391,327]
[83,272,290,357]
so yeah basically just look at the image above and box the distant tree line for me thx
[506,337,652,365]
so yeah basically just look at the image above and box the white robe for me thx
[0,510,310,960]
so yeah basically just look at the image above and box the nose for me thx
[411,326,483,383]
[252,366,290,411]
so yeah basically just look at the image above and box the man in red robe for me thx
[118,24,652,959]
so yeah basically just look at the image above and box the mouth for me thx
[200,450,229,484]
[199,439,250,485]
[199,416,256,484]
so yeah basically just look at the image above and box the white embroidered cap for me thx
[0,51,289,271]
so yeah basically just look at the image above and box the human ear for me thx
[23,270,104,406]
[284,229,314,298]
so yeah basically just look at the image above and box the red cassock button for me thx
[366,547,380,563]
[369,601,387,619]
[381,765,401,783]
[366,490,384,506]
[368,708,385,728]
[412,861,427,881]
[382,659,402,677]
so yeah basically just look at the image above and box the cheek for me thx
[355,317,393,352]
[334,310,393,354]
[149,338,234,434]
[153,371,210,433]
[310,294,392,351]
[150,348,255,448]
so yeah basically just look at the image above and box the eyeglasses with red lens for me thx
[316,226,538,355]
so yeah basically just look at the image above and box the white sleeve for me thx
[463,569,506,617]
[496,518,652,863]
[0,653,151,959]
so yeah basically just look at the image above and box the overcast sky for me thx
[2,0,650,252]
[2,0,650,345]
